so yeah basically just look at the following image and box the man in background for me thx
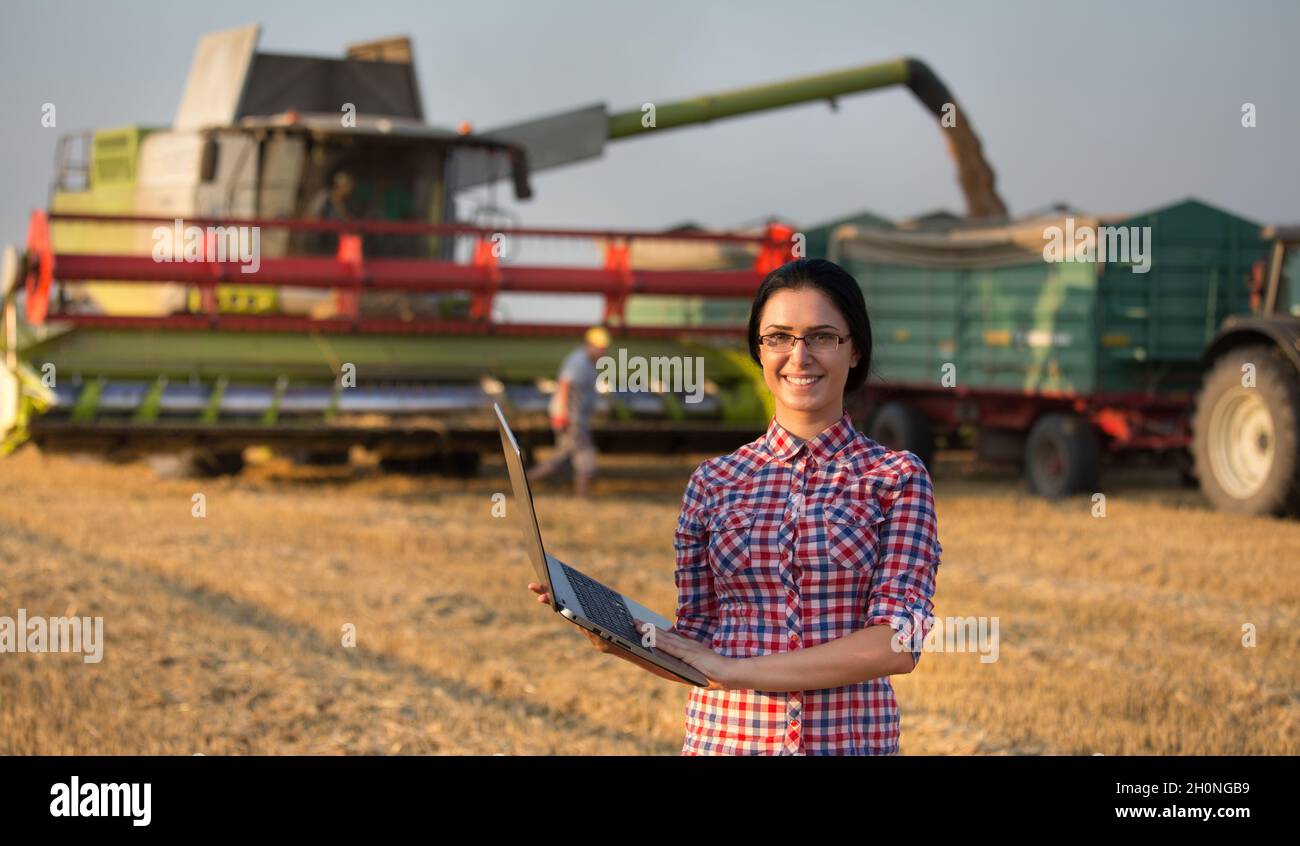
[527,326,610,498]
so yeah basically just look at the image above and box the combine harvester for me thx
[0,25,1006,477]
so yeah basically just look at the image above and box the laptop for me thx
[493,402,710,687]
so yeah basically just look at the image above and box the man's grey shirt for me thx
[551,346,600,425]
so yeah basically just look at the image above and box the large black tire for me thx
[867,402,935,469]
[379,454,441,475]
[1191,344,1300,516]
[156,448,245,478]
[377,451,481,477]
[975,426,1027,465]
[1024,413,1101,499]
[290,449,351,467]
[440,450,481,478]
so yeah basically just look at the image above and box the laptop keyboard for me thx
[559,564,644,645]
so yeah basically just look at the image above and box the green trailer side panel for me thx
[838,198,1270,400]
[964,262,1097,393]
[1097,199,1268,394]
[854,264,963,386]
[852,260,1097,393]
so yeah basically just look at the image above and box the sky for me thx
[1,0,1297,250]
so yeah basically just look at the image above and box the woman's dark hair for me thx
[747,258,873,394]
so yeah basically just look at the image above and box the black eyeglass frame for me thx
[757,331,850,352]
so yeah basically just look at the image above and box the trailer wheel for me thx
[192,449,245,477]
[1173,450,1200,488]
[1191,345,1300,516]
[379,454,441,475]
[867,402,935,469]
[379,451,481,477]
[1024,413,1100,499]
[153,448,246,478]
[290,449,351,467]
[440,450,481,478]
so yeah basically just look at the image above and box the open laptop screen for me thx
[494,403,557,605]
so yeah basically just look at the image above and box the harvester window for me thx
[200,138,220,183]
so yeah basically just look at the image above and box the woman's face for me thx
[756,287,861,418]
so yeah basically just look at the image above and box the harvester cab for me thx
[42,24,531,321]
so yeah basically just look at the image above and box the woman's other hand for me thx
[634,618,735,691]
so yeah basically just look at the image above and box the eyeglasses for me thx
[758,332,849,353]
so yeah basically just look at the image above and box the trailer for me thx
[828,199,1275,501]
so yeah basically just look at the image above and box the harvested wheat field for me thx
[0,444,1296,755]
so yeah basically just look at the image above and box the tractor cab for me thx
[1256,225,1300,319]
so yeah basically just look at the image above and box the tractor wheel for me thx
[1191,345,1300,516]
[1024,413,1101,499]
[867,402,935,469]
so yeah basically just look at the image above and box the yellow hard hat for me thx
[585,326,611,348]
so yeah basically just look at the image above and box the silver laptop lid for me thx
[494,403,558,608]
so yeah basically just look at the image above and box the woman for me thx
[530,258,942,755]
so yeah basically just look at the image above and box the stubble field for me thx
[1,444,1295,755]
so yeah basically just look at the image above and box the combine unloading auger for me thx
[481,56,1008,220]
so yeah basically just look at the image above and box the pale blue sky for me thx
[2,0,1297,249]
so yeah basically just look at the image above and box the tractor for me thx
[1192,225,1300,516]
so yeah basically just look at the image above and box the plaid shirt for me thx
[673,411,942,755]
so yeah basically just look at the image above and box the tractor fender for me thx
[1202,317,1300,376]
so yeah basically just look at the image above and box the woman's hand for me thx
[634,618,737,691]
[528,582,612,653]
[528,583,734,688]
[527,581,552,606]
